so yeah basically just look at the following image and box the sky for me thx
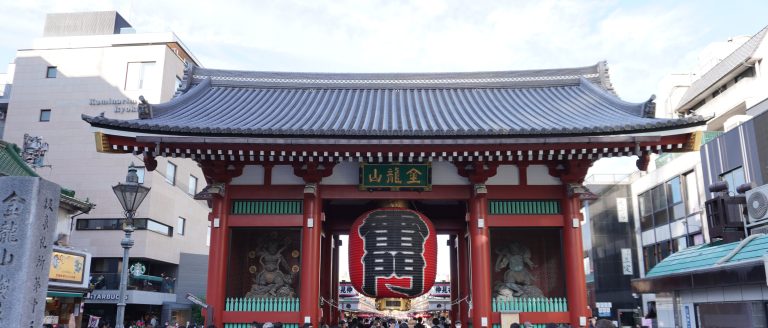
[1,0,766,281]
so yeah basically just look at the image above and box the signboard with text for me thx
[49,249,86,284]
[49,246,91,290]
[359,163,431,191]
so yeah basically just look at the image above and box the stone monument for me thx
[0,177,60,327]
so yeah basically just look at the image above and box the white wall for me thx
[5,37,209,260]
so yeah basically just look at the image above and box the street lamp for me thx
[112,163,151,328]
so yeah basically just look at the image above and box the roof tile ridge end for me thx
[596,60,617,95]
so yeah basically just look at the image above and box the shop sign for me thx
[616,197,628,222]
[359,163,431,191]
[621,248,633,275]
[130,262,146,277]
[596,302,612,317]
[88,98,138,114]
[49,250,86,284]
[84,291,129,303]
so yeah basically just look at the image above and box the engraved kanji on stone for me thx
[42,213,49,231]
[0,249,13,266]
[34,254,46,269]
[0,274,9,300]
[0,221,18,244]
[30,298,38,314]
[1,192,26,219]
[39,235,48,249]
[32,277,41,293]
[43,198,54,212]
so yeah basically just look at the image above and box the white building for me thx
[3,11,209,326]
[627,25,768,327]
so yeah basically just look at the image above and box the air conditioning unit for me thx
[750,224,768,235]
[746,184,768,223]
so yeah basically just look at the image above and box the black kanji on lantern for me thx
[358,209,429,297]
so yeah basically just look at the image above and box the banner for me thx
[88,315,100,328]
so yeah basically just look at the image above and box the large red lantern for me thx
[348,207,437,298]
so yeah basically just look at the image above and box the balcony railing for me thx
[225,297,300,312]
[492,297,568,312]
[90,273,174,293]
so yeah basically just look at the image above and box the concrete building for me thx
[582,174,642,327]
[624,25,768,327]
[3,11,209,326]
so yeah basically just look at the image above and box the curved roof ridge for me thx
[577,77,646,116]
[186,62,610,90]
[151,77,211,117]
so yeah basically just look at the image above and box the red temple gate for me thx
[85,62,705,327]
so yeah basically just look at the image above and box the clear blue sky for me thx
[2,0,766,102]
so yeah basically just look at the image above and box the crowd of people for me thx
[244,317,618,328]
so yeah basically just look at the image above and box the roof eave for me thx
[675,56,760,114]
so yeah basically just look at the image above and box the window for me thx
[652,185,669,226]
[639,192,654,231]
[46,66,57,78]
[666,177,683,205]
[39,109,51,122]
[125,61,156,90]
[177,217,186,236]
[188,175,198,195]
[76,218,173,236]
[166,162,176,185]
[684,171,700,214]
[720,167,745,195]
[135,166,146,184]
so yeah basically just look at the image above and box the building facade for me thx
[582,176,641,327]
[626,25,768,327]
[2,11,209,326]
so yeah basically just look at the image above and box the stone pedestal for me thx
[0,177,60,328]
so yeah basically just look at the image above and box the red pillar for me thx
[469,184,492,327]
[449,235,459,322]
[457,231,470,326]
[563,191,588,327]
[206,189,230,328]
[204,202,220,326]
[320,231,333,323]
[300,183,322,326]
[330,235,341,324]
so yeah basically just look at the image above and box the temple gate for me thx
[84,62,705,327]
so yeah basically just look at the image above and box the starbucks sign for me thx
[129,262,146,277]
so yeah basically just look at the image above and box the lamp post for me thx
[112,163,151,328]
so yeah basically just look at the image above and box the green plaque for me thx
[359,163,431,191]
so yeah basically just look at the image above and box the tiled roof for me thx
[645,234,768,277]
[0,141,38,177]
[676,25,768,113]
[83,62,706,138]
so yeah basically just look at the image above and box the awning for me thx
[132,274,163,282]
[47,291,84,298]
[632,235,768,293]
